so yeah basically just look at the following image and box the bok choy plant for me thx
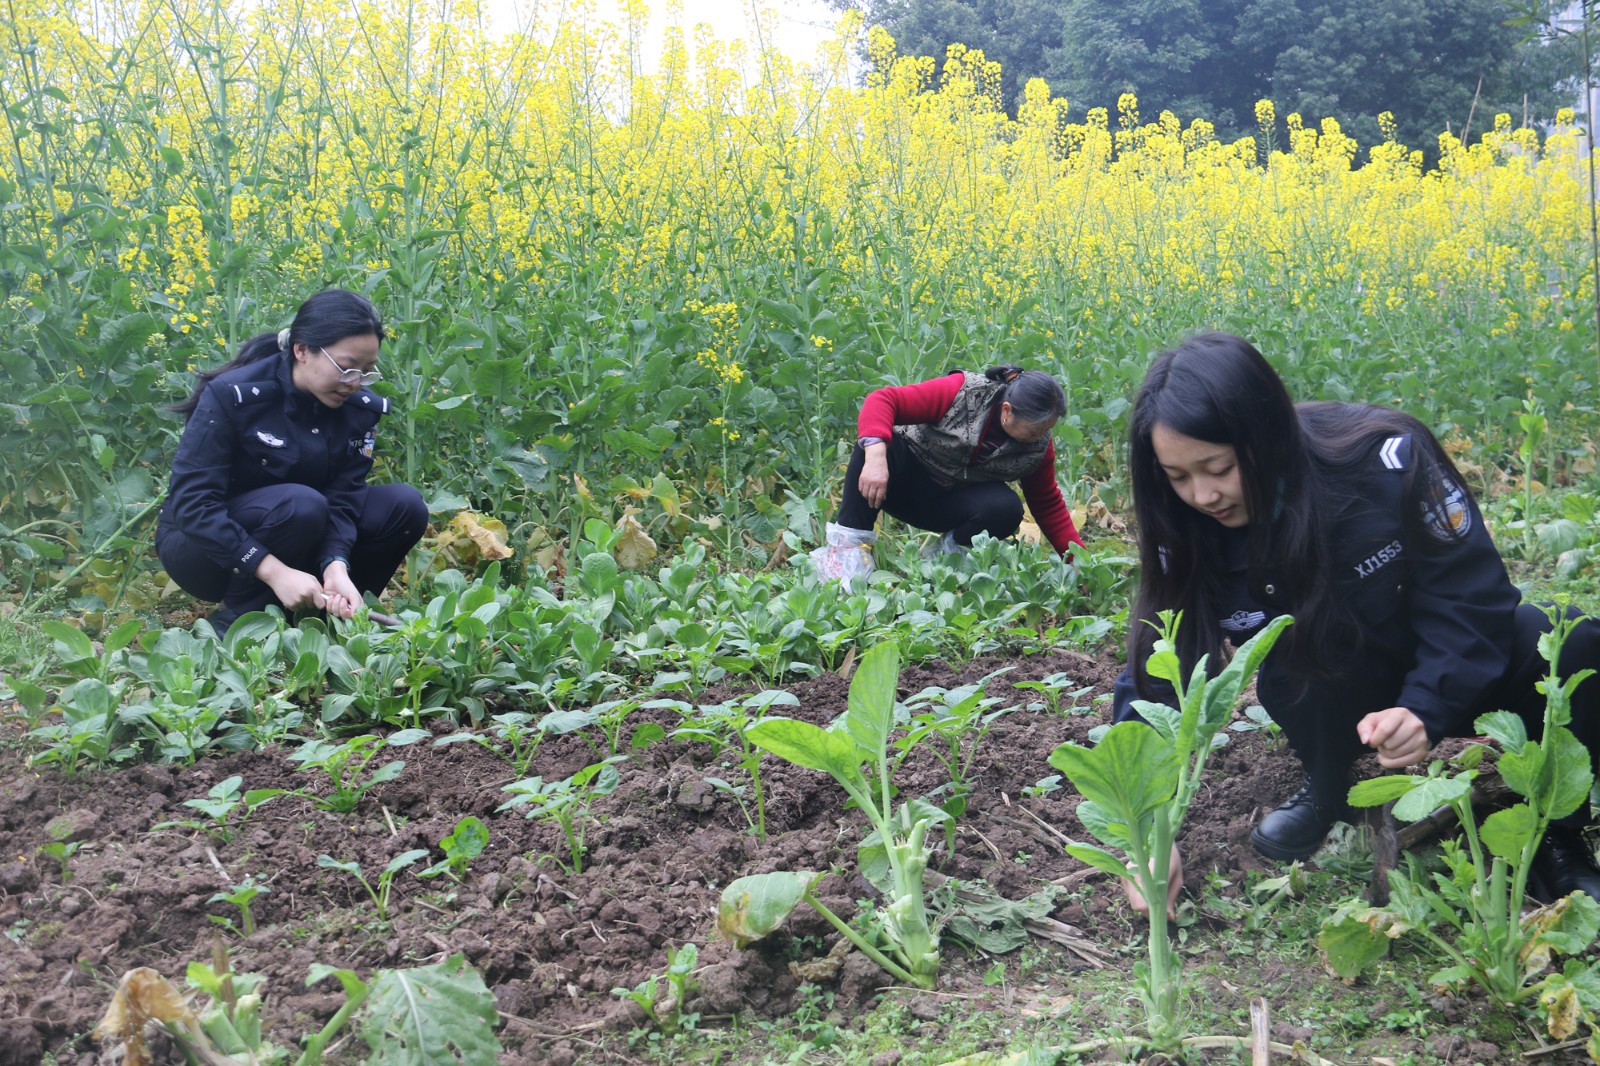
[1049,610,1292,1051]
[1319,606,1600,1047]
[717,641,946,989]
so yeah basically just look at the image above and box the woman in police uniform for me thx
[1113,332,1600,910]
[157,289,427,634]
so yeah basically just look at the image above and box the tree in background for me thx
[831,0,1580,155]
[833,0,1069,113]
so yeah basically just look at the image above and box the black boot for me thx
[1251,779,1345,861]
[1528,825,1600,904]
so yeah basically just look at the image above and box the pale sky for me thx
[484,0,848,68]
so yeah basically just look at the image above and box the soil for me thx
[0,646,1457,1065]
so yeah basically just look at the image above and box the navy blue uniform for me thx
[1114,418,1600,809]
[156,352,426,629]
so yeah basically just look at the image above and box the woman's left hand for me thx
[321,562,361,620]
[1357,707,1431,768]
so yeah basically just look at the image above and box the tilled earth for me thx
[3,646,1381,1065]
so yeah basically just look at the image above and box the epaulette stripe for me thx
[1380,435,1405,470]
[232,384,243,404]
[381,397,389,414]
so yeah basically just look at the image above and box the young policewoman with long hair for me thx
[1113,332,1600,914]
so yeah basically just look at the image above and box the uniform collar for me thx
[275,352,324,422]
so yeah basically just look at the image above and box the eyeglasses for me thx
[318,347,382,386]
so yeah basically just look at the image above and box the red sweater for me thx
[859,372,1084,553]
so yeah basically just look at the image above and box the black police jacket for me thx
[1113,423,1520,746]
[158,352,392,578]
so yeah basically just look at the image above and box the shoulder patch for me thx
[1378,434,1409,470]
[353,389,390,415]
[1419,471,1473,541]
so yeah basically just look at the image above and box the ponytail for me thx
[170,333,286,419]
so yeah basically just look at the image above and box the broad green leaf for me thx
[630,723,666,749]
[1499,742,1547,801]
[1347,774,1423,808]
[317,855,362,876]
[1129,700,1180,745]
[1561,957,1600,1013]
[1075,798,1134,850]
[359,955,502,1064]
[1479,803,1538,861]
[385,849,430,875]
[368,760,406,785]
[1392,775,1471,822]
[717,871,814,948]
[746,717,860,779]
[307,964,368,1001]
[105,618,144,654]
[1048,723,1178,826]
[1318,902,1393,978]
[1426,963,1478,989]
[540,709,596,735]
[42,620,94,663]
[1476,710,1528,751]
[1064,843,1134,881]
[1199,615,1293,733]
[843,641,900,761]
[1546,729,1594,820]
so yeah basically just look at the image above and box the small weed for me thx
[317,850,428,924]
[289,735,408,813]
[154,775,286,843]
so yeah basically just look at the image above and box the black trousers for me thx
[835,436,1023,547]
[157,482,427,630]
[1275,603,1600,825]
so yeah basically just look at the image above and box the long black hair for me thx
[1126,332,1470,696]
[172,289,385,419]
[984,365,1066,425]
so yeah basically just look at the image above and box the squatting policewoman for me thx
[1111,332,1600,917]
[156,289,427,635]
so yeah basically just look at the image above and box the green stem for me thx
[26,493,164,612]
[801,887,924,988]
[293,982,371,1066]
[1144,803,1180,1049]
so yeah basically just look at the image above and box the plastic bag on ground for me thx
[810,522,875,582]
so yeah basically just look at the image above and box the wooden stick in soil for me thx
[1523,1037,1588,1059]
[1250,997,1271,1066]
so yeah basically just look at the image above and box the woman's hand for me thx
[321,561,361,620]
[1357,707,1431,768]
[858,443,889,508]
[1120,843,1183,920]
[256,556,328,611]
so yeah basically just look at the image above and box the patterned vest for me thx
[900,372,1050,488]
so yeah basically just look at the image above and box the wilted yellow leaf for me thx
[573,472,592,499]
[449,512,514,562]
[1017,514,1042,545]
[1542,982,1579,1040]
[612,514,658,570]
[96,967,196,1066]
